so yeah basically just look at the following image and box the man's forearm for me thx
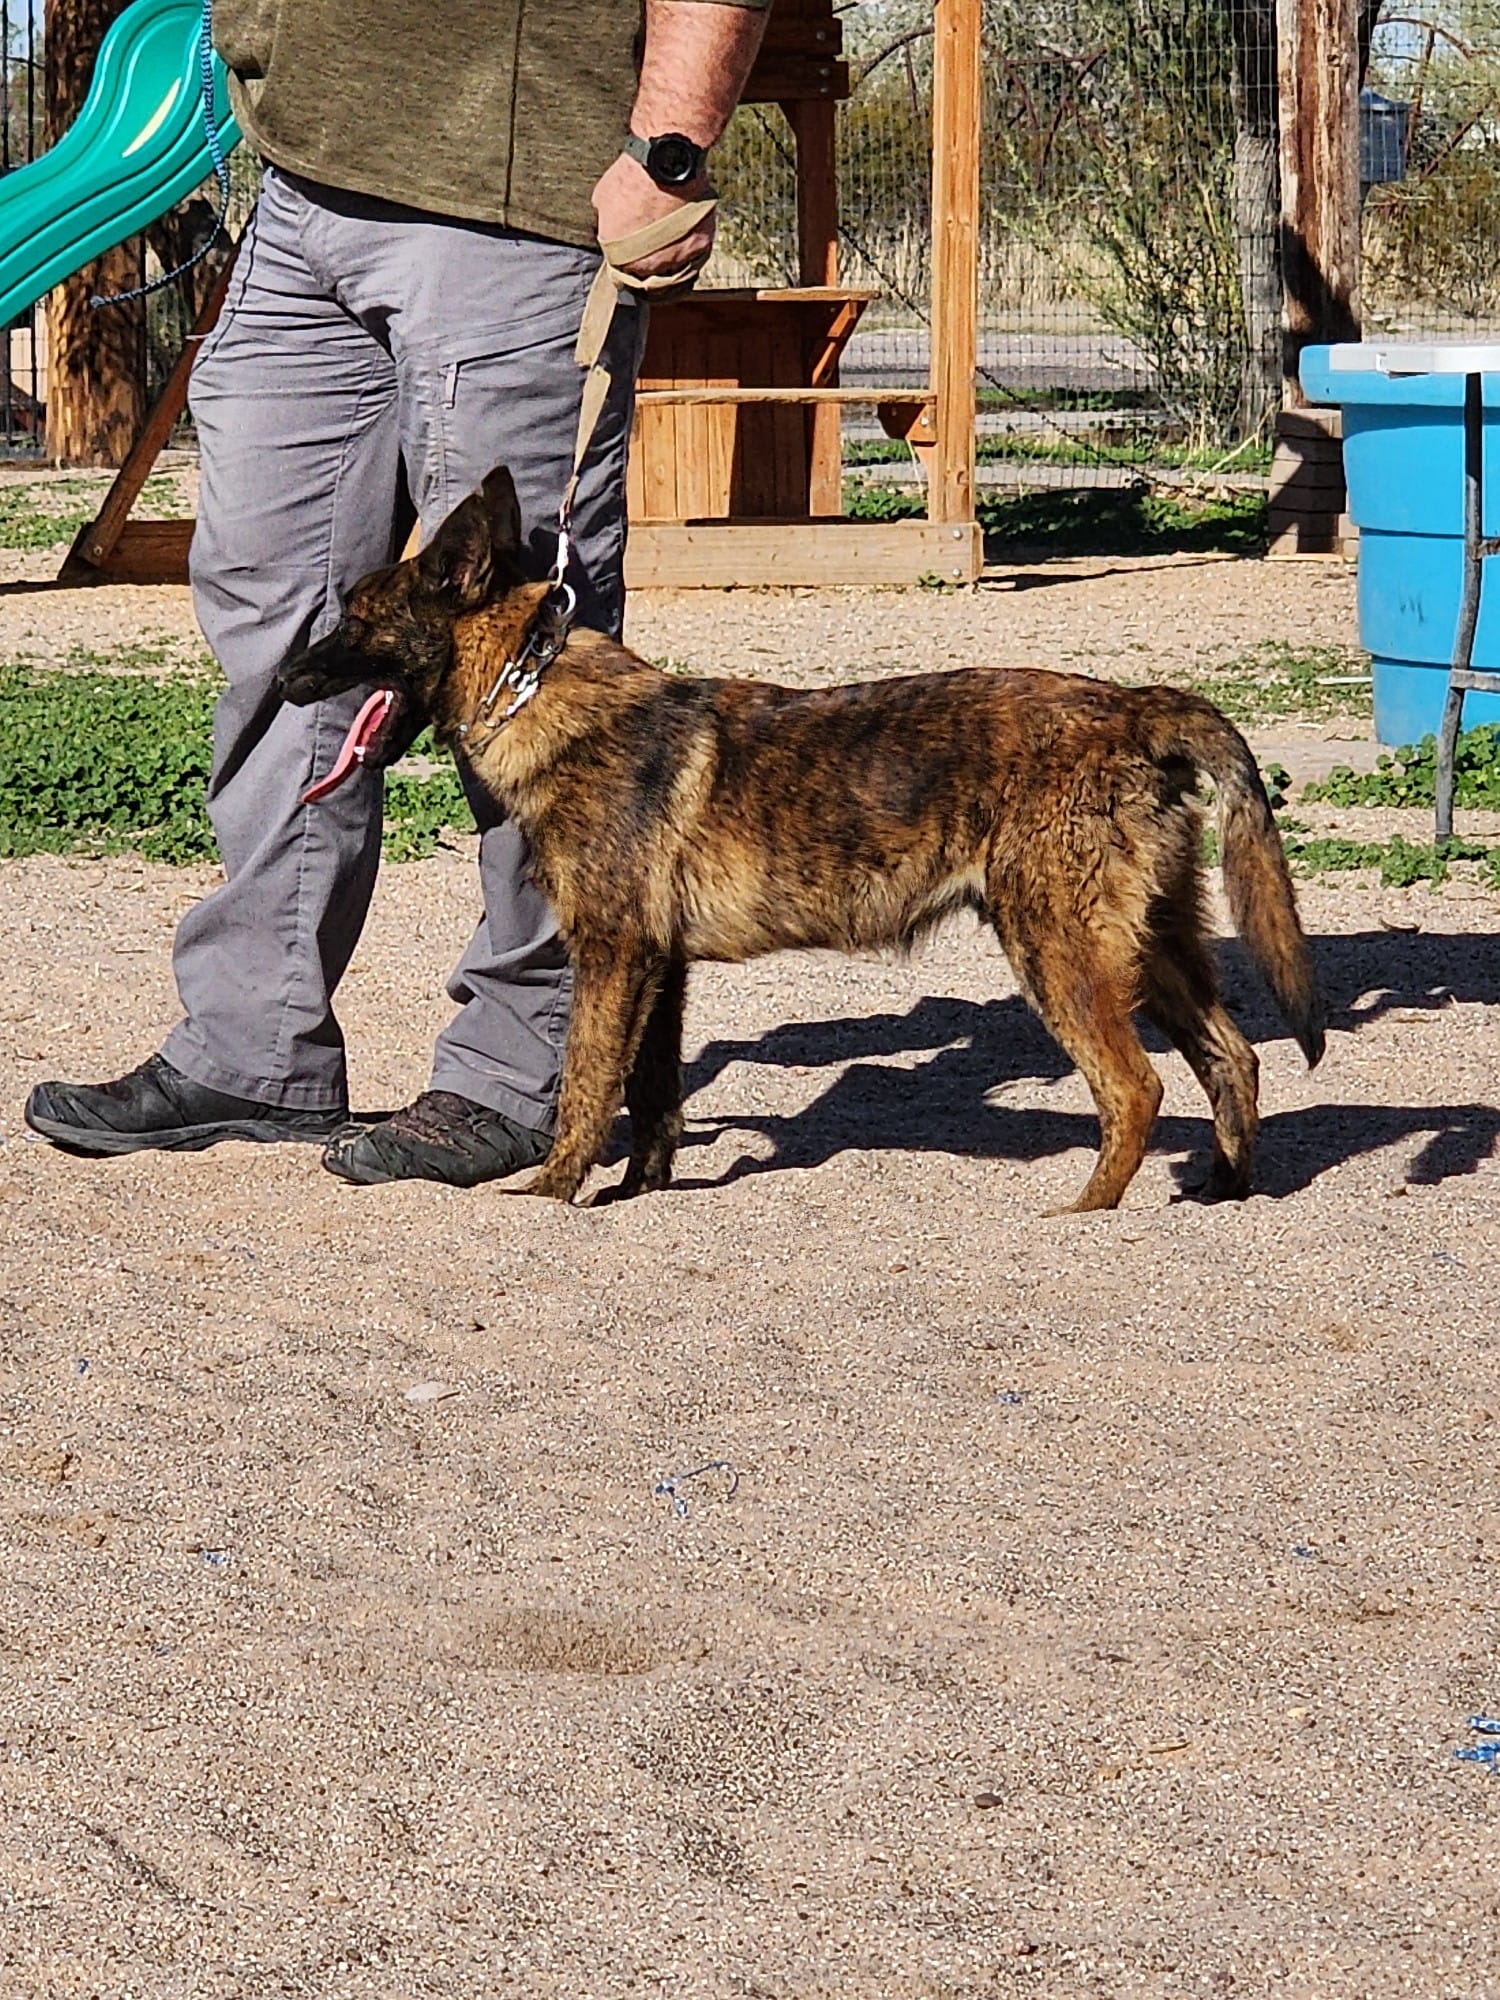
[630,0,769,146]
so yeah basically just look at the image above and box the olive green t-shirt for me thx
[214,0,765,247]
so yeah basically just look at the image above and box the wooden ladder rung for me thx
[634,387,937,406]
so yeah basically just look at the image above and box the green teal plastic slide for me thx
[0,0,241,329]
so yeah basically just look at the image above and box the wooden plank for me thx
[810,300,868,385]
[928,0,981,523]
[756,15,843,56]
[625,427,647,520]
[1275,0,1360,406]
[771,400,808,516]
[636,401,680,519]
[728,286,875,305]
[806,407,843,518]
[762,309,809,518]
[638,313,683,520]
[731,324,779,515]
[699,326,739,519]
[787,99,839,291]
[80,517,195,586]
[625,521,983,589]
[669,315,708,519]
[742,54,848,104]
[71,517,987,591]
[661,286,875,306]
[635,387,935,406]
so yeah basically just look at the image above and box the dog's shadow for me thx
[601,930,1500,1199]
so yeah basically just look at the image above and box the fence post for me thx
[1268,0,1361,555]
[785,97,843,515]
[929,0,980,533]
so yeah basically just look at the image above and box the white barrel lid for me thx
[1325,341,1500,375]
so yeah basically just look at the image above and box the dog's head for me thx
[278,467,525,778]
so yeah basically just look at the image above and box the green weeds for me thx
[1305,724,1500,811]
[1282,832,1500,889]
[1182,641,1372,728]
[0,475,182,551]
[0,661,473,864]
[841,479,1267,559]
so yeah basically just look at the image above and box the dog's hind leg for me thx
[1141,943,1260,1200]
[524,947,665,1203]
[990,903,1163,1213]
[616,958,688,1199]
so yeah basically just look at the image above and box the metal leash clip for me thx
[475,576,579,725]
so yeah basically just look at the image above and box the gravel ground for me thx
[2,526,1498,1998]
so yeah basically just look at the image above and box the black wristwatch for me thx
[623,131,711,191]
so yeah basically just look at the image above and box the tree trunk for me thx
[1276,0,1361,372]
[44,0,146,466]
[1228,0,1379,442]
[1230,0,1281,442]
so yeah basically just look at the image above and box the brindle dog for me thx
[280,469,1325,1211]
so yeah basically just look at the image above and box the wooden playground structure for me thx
[63,0,984,591]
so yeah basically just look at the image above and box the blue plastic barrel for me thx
[1301,343,1500,745]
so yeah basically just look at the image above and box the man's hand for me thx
[591,151,717,280]
[592,0,767,279]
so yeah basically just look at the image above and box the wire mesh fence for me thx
[1363,1,1500,335]
[714,1,1500,498]
[6,4,1500,480]
[712,0,1287,492]
[1,0,42,449]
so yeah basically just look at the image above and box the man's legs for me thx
[310,196,646,1179]
[397,267,645,1128]
[25,169,404,1151]
[164,170,407,1110]
[28,173,644,1177]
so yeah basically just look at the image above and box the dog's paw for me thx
[592,1160,673,1206]
[1200,1164,1253,1203]
[589,1178,636,1207]
[516,1166,586,1201]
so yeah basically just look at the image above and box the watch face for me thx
[648,135,701,187]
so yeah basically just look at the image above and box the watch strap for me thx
[623,131,710,187]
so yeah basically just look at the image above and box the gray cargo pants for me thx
[163,166,645,1129]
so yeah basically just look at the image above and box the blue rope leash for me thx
[91,0,231,310]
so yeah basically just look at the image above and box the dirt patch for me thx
[1,548,1498,1997]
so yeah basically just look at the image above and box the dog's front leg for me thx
[615,958,688,1198]
[523,946,662,1203]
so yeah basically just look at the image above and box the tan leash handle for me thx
[559,196,718,541]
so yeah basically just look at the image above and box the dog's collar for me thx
[455,581,577,747]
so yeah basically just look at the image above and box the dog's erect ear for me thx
[417,492,494,608]
[479,467,522,553]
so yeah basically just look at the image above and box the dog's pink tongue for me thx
[301,689,396,804]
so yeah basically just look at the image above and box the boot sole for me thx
[322,1131,548,1188]
[24,1110,347,1156]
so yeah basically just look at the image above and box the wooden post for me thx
[787,98,838,288]
[928,0,980,557]
[785,97,843,515]
[1269,0,1360,555]
[44,0,147,465]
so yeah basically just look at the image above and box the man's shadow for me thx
[604,929,1500,1198]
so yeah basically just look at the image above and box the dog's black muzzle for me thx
[279,633,429,788]
[277,628,410,709]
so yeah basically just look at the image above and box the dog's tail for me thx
[1144,690,1325,1068]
